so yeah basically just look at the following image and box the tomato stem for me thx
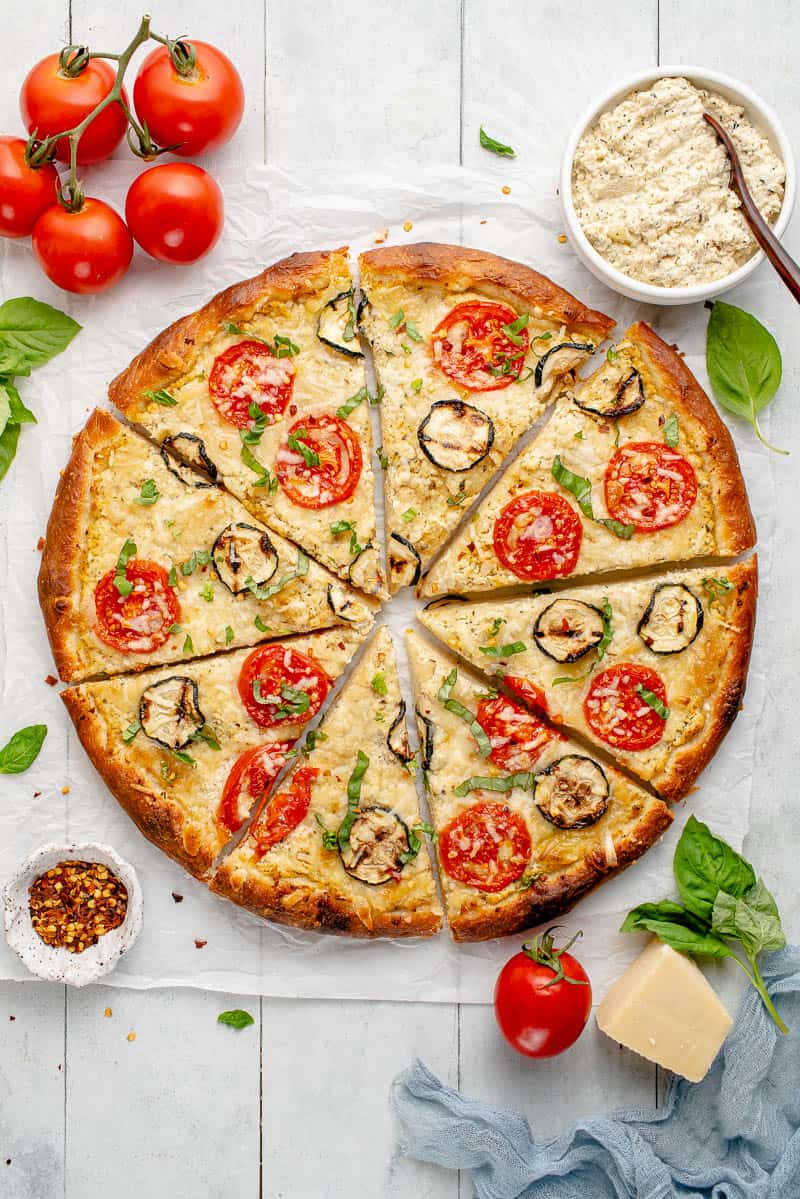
[522,926,589,988]
[23,14,186,207]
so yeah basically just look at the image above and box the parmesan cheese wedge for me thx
[596,939,733,1082]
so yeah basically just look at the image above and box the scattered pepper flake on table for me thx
[558,234,567,244]
[104,1007,112,1017]
[171,892,184,903]
[28,860,128,954]
[127,1031,136,1042]
[194,939,207,949]
[45,674,57,686]
[501,185,511,195]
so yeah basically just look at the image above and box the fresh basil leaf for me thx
[701,576,733,608]
[240,442,277,490]
[254,615,269,633]
[446,493,466,507]
[401,507,417,523]
[224,625,234,645]
[168,567,178,588]
[122,720,141,744]
[479,126,515,157]
[388,309,405,330]
[478,641,527,657]
[182,634,193,654]
[674,815,756,922]
[371,672,388,696]
[275,685,311,719]
[335,750,370,853]
[404,319,423,343]
[272,334,299,358]
[336,386,368,419]
[1,380,36,424]
[0,298,80,373]
[0,421,20,484]
[454,771,535,798]
[330,519,355,535]
[706,301,785,454]
[620,899,709,936]
[487,617,506,638]
[287,428,320,468]
[410,378,423,394]
[636,684,670,720]
[712,882,786,956]
[0,724,47,773]
[376,446,388,470]
[200,582,214,602]
[0,388,11,438]
[436,669,492,758]
[597,597,613,660]
[191,725,221,752]
[621,914,733,960]
[606,347,619,363]
[244,549,308,600]
[135,478,160,507]
[663,413,679,447]
[217,1009,255,1029]
[144,388,178,407]
[552,455,593,518]
[114,539,137,597]
[501,314,528,345]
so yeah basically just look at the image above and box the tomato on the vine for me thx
[20,54,129,164]
[133,40,244,157]
[0,136,59,238]
[494,929,592,1058]
[125,163,223,264]
[32,198,133,294]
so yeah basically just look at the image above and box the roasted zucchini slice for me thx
[533,755,609,829]
[347,543,381,593]
[388,533,421,589]
[387,700,413,762]
[573,366,645,419]
[533,341,595,389]
[340,806,411,885]
[212,522,278,595]
[316,289,363,358]
[534,598,606,663]
[139,676,204,751]
[326,582,369,625]
[161,433,218,488]
[637,583,703,654]
[417,400,494,472]
[415,709,435,770]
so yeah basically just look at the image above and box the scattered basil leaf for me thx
[244,549,308,600]
[663,414,679,447]
[636,684,669,720]
[597,597,613,661]
[168,566,178,588]
[501,314,529,346]
[217,1009,254,1030]
[135,478,160,506]
[401,507,417,523]
[606,347,619,363]
[437,669,491,758]
[114,539,137,597]
[287,428,320,468]
[200,582,214,602]
[552,456,635,540]
[706,301,785,454]
[446,493,466,507]
[478,641,527,657]
[337,386,369,419]
[240,442,278,490]
[144,388,178,407]
[122,720,141,745]
[0,298,80,374]
[487,617,506,638]
[376,446,388,470]
[0,724,47,773]
[702,576,733,608]
[479,126,515,157]
[304,729,328,754]
[410,378,423,394]
[191,726,221,752]
[371,672,388,696]
[275,685,311,720]
[254,615,270,633]
[182,634,194,654]
[454,771,535,798]
[224,626,234,645]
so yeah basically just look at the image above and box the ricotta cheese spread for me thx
[571,76,785,287]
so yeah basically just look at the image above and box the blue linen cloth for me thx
[392,948,800,1199]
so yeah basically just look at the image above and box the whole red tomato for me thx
[133,41,244,157]
[32,198,133,294]
[125,163,223,264]
[0,136,59,237]
[494,929,592,1058]
[20,54,129,165]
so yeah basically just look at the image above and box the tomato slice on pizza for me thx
[276,414,363,509]
[250,766,318,858]
[584,663,668,751]
[238,644,330,728]
[476,693,561,772]
[94,559,180,654]
[431,300,529,391]
[492,490,583,581]
[439,801,532,891]
[604,442,698,532]
[209,340,296,427]
[218,741,294,835]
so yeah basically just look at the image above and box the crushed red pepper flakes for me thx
[37,537,45,551]
[29,860,128,954]
[45,675,58,687]
[171,892,184,903]
[194,939,207,949]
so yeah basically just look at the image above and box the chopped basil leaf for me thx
[388,309,405,330]
[404,319,422,343]
[167,566,178,588]
[446,492,467,507]
[113,539,137,597]
[663,413,679,447]
[168,623,182,635]
[122,720,141,745]
[478,641,527,657]
[517,872,544,891]
[182,634,193,654]
[574,430,584,441]
[376,446,388,470]
[598,597,614,660]
[254,615,270,633]
[275,685,310,720]
[330,519,362,556]
[135,478,160,506]
[488,617,506,637]
[240,403,269,446]
[636,684,670,720]
[399,821,436,865]
[144,388,177,407]
[240,443,278,491]
[454,771,535,798]
[217,1009,254,1029]
[224,625,234,645]
[551,456,635,540]
[336,386,368,419]
[191,725,221,751]
[332,750,370,853]
[315,813,339,850]
[245,549,308,600]
[371,672,388,696]
[410,378,423,394]
[200,582,214,602]
[171,748,195,766]
[701,576,733,608]
[437,669,492,758]
[401,507,418,523]
[287,428,320,468]
[606,347,619,363]
[479,126,516,157]
[304,729,328,754]
[501,314,529,346]
[180,549,212,576]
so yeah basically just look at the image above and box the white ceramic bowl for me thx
[3,842,143,986]
[560,66,796,305]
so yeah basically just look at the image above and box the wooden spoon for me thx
[703,111,800,303]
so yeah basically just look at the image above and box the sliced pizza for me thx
[419,558,756,800]
[39,409,378,684]
[61,626,369,880]
[212,626,442,937]
[406,630,672,941]
[358,243,614,592]
[421,322,755,598]
[108,248,386,597]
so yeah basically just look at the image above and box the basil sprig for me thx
[479,126,515,157]
[0,298,80,484]
[0,724,47,773]
[552,456,635,540]
[622,816,788,1033]
[437,670,491,759]
[706,301,785,455]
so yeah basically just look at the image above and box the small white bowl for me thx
[560,66,796,305]
[3,842,143,986]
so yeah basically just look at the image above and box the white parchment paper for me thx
[0,162,772,1002]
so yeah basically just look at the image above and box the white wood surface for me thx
[1,2,798,1195]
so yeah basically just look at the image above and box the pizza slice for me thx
[358,243,614,592]
[109,248,386,597]
[62,626,368,881]
[406,630,672,941]
[419,558,756,801]
[212,626,442,937]
[39,409,378,684]
[421,322,755,598]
